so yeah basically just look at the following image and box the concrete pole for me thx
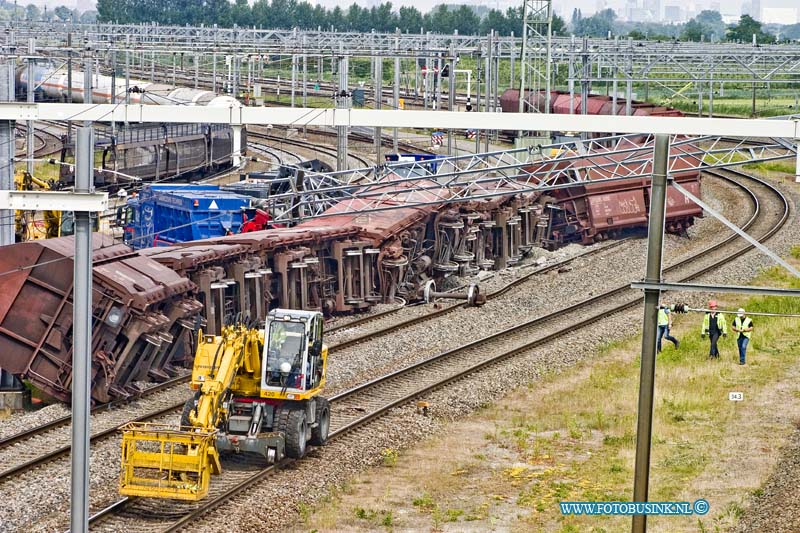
[171,52,176,88]
[475,58,481,153]
[631,134,669,533]
[212,51,217,92]
[423,56,429,110]
[232,56,238,99]
[485,33,492,153]
[612,36,618,115]
[302,53,307,107]
[509,31,515,89]
[447,53,455,155]
[708,76,714,118]
[26,38,34,176]
[698,82,704,117]
[150,50,154,82]
[626,38,633,116]
[336,55,349,171]
[568,36,575,115]
[374,55,382,164]
[581,38,589,116]
[125,36,130,106]
[70,125,94,533]
[290,54,297,107]
[393,32,400,154]
[110,49,116,136]
[0,61,15,246]
[67,33,73,144]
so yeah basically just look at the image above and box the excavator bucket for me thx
[119,422,222,501]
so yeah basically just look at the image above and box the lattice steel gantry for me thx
[518,0,552,139]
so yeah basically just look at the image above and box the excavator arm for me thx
[119,326,263,501]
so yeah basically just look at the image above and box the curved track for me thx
[79,168,789,532]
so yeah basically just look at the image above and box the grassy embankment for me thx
[302,250,800,532]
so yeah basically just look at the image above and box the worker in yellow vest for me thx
[731,308,754,365]
[657,303,679,352]
[701,300,727,359]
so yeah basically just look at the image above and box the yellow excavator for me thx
[14,171,62,240]
[119,309,331,501]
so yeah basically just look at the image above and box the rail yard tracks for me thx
[57,167,786,531]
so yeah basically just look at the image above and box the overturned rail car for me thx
[526,140,703,245]
[0,235,199,403]
[0,151,703,404]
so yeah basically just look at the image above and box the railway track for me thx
[0,375,190,485]
[324,168,774,352]
[77,168,788,531]
[326,237,633,343]
[247,128,371,169]
[15,122,64,159]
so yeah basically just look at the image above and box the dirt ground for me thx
[299,332,800,533]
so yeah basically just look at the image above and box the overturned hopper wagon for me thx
[0,235,200,403]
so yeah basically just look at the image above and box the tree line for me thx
[95,0,568,37]
[0,1,97,23]
[571,8,779,43]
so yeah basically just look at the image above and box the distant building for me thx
[762,7,799,24]
[664,4,683,22]
[644,0,661,19]
[751,0,761,20]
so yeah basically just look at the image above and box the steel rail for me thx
[90,168,787,532]
[0,374,189,451]
[326,237,633,340]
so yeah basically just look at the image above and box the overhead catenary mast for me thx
[517,0,552,144]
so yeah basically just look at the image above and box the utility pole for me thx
[291,54,297,107]
[374,54,382,164]
[393,31,400,154]
[336,54,350,171]
[0,60,14,246]
[631,134,669,533]
[447,50,455,156]
[26,38,34,177]
[485,33,491,153]
[71,48,96,533]
[67,33,73,145]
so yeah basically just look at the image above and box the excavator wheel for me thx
[277,407,308,459]
[310,397,330,446]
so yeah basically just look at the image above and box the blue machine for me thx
[384,153,445,176]
[120,185,252,249]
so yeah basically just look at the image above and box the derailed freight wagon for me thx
[525,139,703,246]
[0,235,200,403]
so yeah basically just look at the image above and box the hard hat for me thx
[738,308,745,316]
[708,300,717,308]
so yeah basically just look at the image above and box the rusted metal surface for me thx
[500,89,686,120]
[0,236,198,403]
[525,141,703,244]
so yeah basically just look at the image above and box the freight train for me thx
[499,89,685,118]
[0,142,703,405]
[17,64,245,186]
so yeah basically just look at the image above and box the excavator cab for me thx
[261,309,326,396]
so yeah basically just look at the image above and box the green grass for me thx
[501,257,800,531]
